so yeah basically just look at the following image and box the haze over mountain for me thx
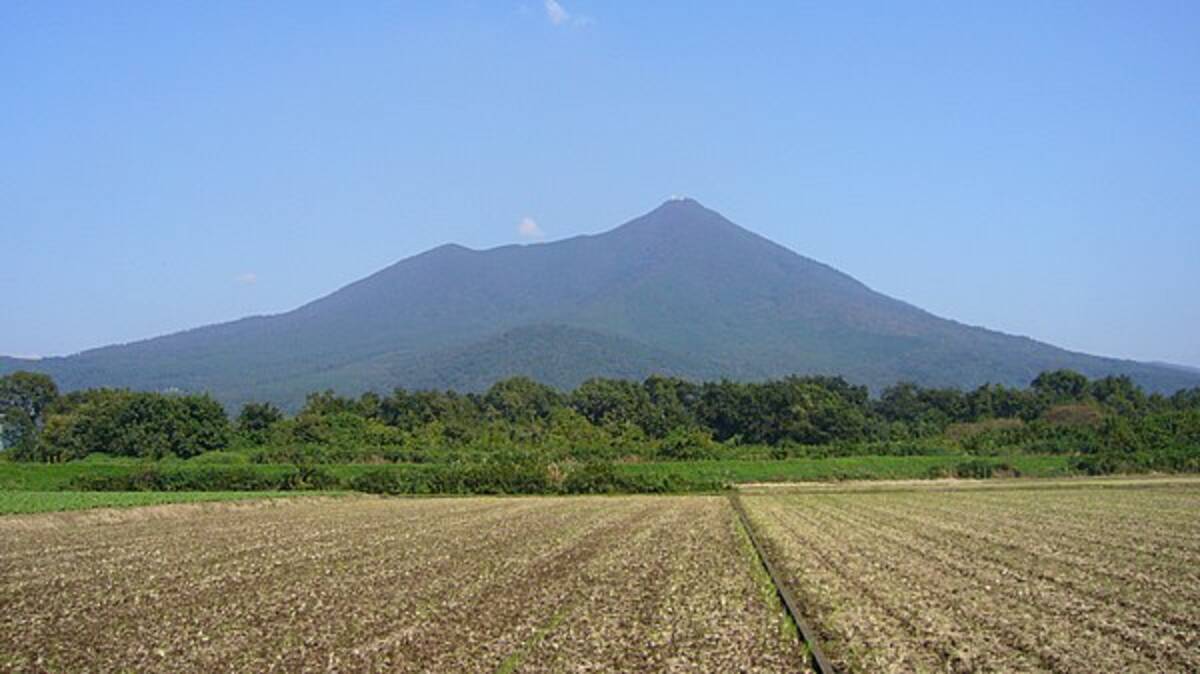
[4,199,1197,409]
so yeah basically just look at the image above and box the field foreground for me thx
[4,478,1199,673]
[742,477,1200,672]
[0,495,802,672]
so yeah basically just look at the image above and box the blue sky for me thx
[3,1,1198,367]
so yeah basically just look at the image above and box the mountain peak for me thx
[611,197,741,242]
[428,242,472,254]
[653,196,709,214]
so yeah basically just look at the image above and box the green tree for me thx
[1090,376,1145,416]
[571,378,653,430]
[876,382,925,424]
[695,380,761,443]
[749,378,869,445]
[0,371,57,455]
[1,408,36,457]
[484,377,563,424]
[380,388,483,434]
[657,427,718,460]
[1171,388,1200,411]
[237,402,284,444]
[967,383,1041,421]
[172,395,232,458]
[301,390,359,417]
[33,389,229,461]
[1031,370,1090,403]
[0,371,59,425]
[642,375,699,439]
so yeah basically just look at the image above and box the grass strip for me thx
[730,493,835,674]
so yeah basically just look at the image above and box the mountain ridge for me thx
[3,198,1197,409]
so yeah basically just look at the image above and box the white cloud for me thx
[539,1,593,27]
[544,0,569,25]
[235,272,258,285]
[517,217,545,240]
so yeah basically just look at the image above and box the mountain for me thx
[4,198,1198,409]
[371,324,723,392]
[1151,361,1200,376]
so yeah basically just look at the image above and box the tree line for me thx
[2,369,1199,467]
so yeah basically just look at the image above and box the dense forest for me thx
[3,370,1199,479]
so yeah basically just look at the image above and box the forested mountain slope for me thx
[4,199,1196,408]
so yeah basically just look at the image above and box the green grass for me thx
[0,458,419,492]
[0,457,145,491]
[0,491,300,515]
[0,455,356,491]
[615,454,1074,484]
[0,453,1078,495]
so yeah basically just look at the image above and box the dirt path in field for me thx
[0,495,807,672]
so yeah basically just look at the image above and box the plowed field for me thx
[0,496,803,672]
[6,478,1197,673]
[741,478,1200,673]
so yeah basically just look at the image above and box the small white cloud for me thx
[544,0,569,25]
[517,217,545,240]
[235,272,258,285]
[538,1,592,27]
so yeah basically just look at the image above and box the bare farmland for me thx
[0,496,803,672]
[741,478,1200,673]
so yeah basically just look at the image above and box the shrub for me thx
[286,465,340,490]
[946,418,1027,454]
[925,464,953,479]
[348,460,724,495]
[1070,448,1200,476]
[657,428,719,461]
[1069,453,1123,476]
[348,457,554,496]
[991,461,1022,478]
[953,459,995,479]
[188,451,250,465]
[561,462,632,494]
[68,465,335,492]
[1041,404,1105,428]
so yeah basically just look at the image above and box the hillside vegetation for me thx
[3,368,1198,495]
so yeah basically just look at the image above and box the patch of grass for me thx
[0,459,145,491]
[729,499,799,646]
[0,454,1079,495]
[0,491,300,515]
[616,455,1073,485]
